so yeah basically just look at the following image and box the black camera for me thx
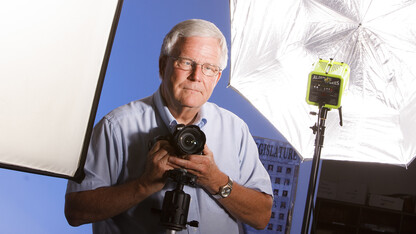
[170,124,206,156]
[150,124,206,156]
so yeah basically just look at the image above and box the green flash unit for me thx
[306,59,350,109]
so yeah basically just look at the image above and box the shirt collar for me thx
[154,87,207,133]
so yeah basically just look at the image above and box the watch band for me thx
[213,176,233,199]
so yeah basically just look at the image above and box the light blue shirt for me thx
[67,88,273,234]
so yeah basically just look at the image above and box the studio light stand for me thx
[302,59,349,234]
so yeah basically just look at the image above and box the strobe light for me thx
[306,59,350,109]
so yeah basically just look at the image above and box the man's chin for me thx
[180,99,204,109]
[180,93,204,104]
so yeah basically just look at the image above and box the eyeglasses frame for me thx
[169,56,222,77]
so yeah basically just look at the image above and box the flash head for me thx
[306,59,350,109]
[172,124,206,155]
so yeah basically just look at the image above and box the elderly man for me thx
[65,19,273,234]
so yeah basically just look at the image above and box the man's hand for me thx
[167,144,227,195]
[141,140,176,194]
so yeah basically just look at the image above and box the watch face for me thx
[221,186,232,197]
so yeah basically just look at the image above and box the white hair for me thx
[159,19,228,77]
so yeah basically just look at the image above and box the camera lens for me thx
[172,125,206,155]
[182,134,197,147]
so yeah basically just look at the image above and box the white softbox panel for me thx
[0,0,123,181]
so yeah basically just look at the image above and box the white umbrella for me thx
[229,0,416,167]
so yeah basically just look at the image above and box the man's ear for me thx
[159,56,167,78]
[215,71,222,84]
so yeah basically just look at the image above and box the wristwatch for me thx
[213,176,233,199]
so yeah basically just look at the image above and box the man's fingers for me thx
[169,156,208,175]
[168,157,198,172]
[168,156,188,167]
[149,140,175,161]
[148,140,167,154]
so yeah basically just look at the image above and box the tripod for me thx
[160,168,199,233]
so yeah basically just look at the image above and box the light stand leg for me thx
[301,106,329,234]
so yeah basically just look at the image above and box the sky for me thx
[0,1,313,233]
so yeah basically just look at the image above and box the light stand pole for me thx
[301,105,329,234]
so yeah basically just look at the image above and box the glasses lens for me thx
[176,58,193,70]
[202,64,220,77]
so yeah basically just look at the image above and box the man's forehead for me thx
[173,37,221,59]
[174,36,220,48]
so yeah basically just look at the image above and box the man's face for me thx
[161,37,222,113]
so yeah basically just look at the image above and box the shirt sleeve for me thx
[237,122,273,197]
[66,117,122,193]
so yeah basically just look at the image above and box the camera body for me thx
[151,124,206,156]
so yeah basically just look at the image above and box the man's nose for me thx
[189,64,204,81]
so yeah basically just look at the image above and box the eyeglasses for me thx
[170,56,222,77]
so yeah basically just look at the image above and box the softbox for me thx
[0,0,123,182]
